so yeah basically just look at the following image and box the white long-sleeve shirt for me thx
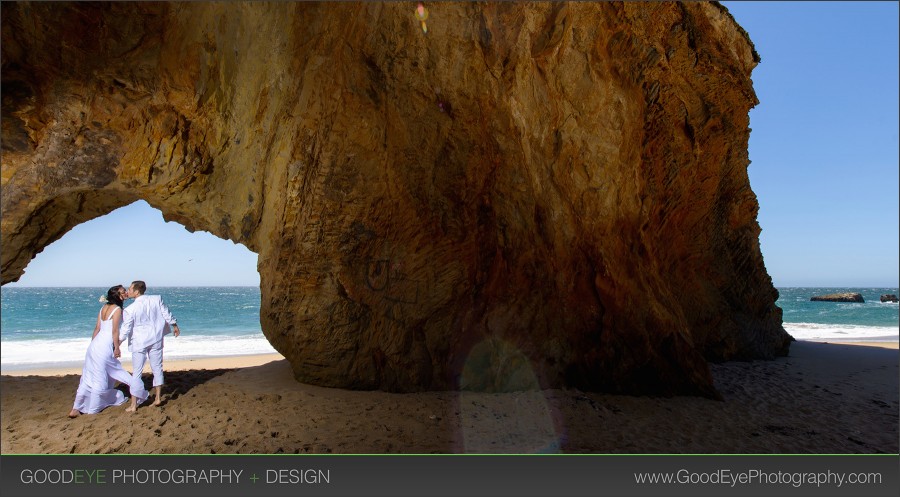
[121,295,177,352]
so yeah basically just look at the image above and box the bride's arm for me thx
[91,309,102,339]
[112,308,122,358]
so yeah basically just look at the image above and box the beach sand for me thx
[1,341,897,454]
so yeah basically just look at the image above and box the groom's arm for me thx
[120,306,134,345]
[159,297,179,337]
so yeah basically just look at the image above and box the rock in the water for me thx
[0,2,790,396]
[811,293,865,303]
[881,294,899,303]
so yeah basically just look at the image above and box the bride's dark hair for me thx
[106,285,125,308]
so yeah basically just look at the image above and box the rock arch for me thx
[1,2,790,396]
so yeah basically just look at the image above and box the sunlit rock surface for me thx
[1,2,791,395]
[811,293,865,303]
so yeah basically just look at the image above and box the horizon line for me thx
[2,284,898,289]
[2,284,260,289]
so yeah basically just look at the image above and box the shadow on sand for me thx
[115,368,235,406]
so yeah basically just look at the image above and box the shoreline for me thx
[0,353,285,377]
[812,340,899,349]
[1,340,896,377]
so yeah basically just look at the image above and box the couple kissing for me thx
[68,281,181,418]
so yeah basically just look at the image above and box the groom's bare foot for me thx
[68,409,80,418]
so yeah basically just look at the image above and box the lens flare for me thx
[454,337,565,453]
[415,2,429,34]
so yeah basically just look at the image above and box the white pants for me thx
[132,339,164,388]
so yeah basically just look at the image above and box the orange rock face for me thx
[1,2,790,395]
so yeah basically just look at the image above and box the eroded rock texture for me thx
[1,2,791,395]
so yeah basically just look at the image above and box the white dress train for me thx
[72,306,149,414]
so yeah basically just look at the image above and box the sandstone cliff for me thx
[1,2,791,396]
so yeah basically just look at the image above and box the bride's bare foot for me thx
[68,409,80,418]
[152,398,162,406]
[125,405,137,413]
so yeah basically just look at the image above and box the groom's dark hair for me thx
[131,280,147,295]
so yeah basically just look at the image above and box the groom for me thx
[120,280,180,411]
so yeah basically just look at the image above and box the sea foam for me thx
[0,333,278,372]
[783,322,900,342]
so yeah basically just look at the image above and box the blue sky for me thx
[3,201,261,288]
[725,1,899,287]
[3,2,898,288]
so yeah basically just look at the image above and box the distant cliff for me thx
[1,2,790,395]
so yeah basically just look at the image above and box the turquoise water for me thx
[1,286,897,371]
[0,287,276,371]
[775,287,899,342]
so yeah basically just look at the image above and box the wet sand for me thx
[1,341,897,454]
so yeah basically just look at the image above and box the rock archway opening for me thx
[1,199,277,369]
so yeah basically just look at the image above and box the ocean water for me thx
[1,286,897,372]
[776,287,899,343]
[0,287,277,372]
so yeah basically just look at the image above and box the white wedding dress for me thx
[72,306,149,414]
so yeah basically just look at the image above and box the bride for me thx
[68,285,149,417]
